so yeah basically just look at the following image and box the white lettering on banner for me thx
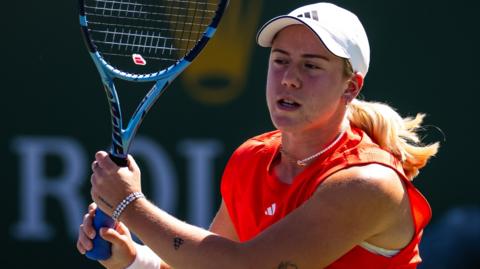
[10,136,222,241]
[178,140,223,229]
[11,137,87,240]
[130,137,178,214]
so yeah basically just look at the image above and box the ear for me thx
[343,73,364,102]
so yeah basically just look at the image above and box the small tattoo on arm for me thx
[277,261,298,269]
[173,236,184,250]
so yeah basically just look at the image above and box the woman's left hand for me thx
[90,151,142,216]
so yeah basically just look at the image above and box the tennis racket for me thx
[78,0,228,260]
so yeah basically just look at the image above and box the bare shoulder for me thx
[314,163,409,225]
[314,163,413,248]
[318,163,406,204]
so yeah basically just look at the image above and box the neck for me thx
[280,117,348,161]
[273,118,349,184]
[274,121,348,184]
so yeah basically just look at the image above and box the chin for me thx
[271,117,300,132]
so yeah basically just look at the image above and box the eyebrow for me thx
[271,48,330,61]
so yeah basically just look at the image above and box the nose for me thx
[281,66,301,89]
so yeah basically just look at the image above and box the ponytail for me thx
[347,99,439,180]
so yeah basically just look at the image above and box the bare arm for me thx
[91,153,412,269]
[159,201,238,269]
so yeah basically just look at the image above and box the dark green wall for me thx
[2,0,478,268]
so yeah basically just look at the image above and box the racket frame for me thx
[79,0,226,162]
[78,0,228,260]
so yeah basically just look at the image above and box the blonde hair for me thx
[343,60,439,180]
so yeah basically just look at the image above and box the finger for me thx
[77,225,87,254]
[96,151,117,170]
[77,238,86,254]
[78,224,93,252]
[90,167,110,192]
[82,213,96,239]
[91,161,99,172]
[90,173,98,189]
[91,161,110,181]
[90,171,108,195]
[127,155,139,172]
[95,151,109,162]
[88,202,97,212]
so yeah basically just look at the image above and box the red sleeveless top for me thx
[221,125,431,268]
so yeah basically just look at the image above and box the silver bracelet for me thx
[112,192,145,221]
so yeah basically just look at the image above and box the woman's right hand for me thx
[77,203,137,269]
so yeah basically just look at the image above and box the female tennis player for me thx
[77,2,439,268]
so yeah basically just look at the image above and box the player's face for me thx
[266,25,350,133]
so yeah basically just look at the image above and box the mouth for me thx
[277,98,301,110]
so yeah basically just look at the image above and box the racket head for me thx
[78,0,229,158]
[79,0,229,261]
[79,0,229,81]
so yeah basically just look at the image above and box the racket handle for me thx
[85,153,125,259]
[85,208,115,260]
[109,153,128,167]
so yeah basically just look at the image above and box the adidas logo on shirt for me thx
[264,203,277,216]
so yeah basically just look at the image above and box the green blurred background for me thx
[2,0,478,268]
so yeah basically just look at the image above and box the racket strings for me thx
[85,0,217,68]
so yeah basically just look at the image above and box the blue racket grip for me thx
[85,208,115,260]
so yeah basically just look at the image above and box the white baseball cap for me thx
[256,2,370,77]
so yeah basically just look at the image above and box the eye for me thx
[273,58,288,65]
[305,62,321,69]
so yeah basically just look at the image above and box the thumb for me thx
[98,227,137,269]
[115,222,132,238]
[99,227,125,245]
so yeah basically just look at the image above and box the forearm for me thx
[121,198,245,269]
